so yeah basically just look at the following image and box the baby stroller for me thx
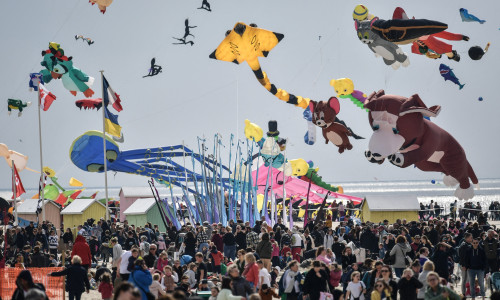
[489,272,500,292]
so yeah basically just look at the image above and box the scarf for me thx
[284,270,298,293]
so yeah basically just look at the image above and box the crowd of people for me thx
[3,205,500,300]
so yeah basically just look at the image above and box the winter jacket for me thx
[243,262,259,287]
[235,232,247,250]
[12,270,49,300]
[417,270,431,299]
[302,269,329,300]
[231,275,253,297]
[483,237,499,260]
[424,285,461,300]
[458,241,471,266]
[129,267,153,300]
[465,246,487,270]
[71,235,92,266]
[323,234,334,250]
[212,234,224,252]
[389,242,411,268]
[397,276,423,300]
[256,240,273,259]
[50,263,90,294]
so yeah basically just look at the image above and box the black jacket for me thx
[397,276,423,300]
[235,232,246,250]
[458,241,471,266]
[231,275,253,297]
[303,269,328,300]
[50,263,90,293]
[12,270,49,300]
[465,246,487,270]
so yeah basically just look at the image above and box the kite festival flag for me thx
[103,76,123,112]
[104,106,122,138]
[38,83,56,111]
[12,162,26,199]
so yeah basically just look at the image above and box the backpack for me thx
[383,249,395,265]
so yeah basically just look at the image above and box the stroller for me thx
[489,272,500,292]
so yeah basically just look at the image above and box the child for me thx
[285,252,292,265]
[184,262,197,288]
[270,266,280,287]
[257,260,271,290]
[199,279,210,291]
[209,286,219,300]
[88,272,97,290]
[149,273,167,298]
[378,243,385,260]
[162,265,178,292]
[346,271,366,300]
[271,239,280,267]
[98,272,113,300]
[49,254,57,266]
[157,235,166,251]
[210,245,223,281]
[258,284,279,300]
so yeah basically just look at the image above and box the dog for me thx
[309,97,360,153]
[364,90,478,200]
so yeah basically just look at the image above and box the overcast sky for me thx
[1,0,499,190]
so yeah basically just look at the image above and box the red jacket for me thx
[243,262,259,287]
[71,235,92,266]
[210,251,223,266]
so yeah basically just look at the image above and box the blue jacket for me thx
[129,267,153,300]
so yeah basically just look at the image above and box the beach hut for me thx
[119,186,169,221]
[17,199,62,229]
[61,198,106,234]
[360,195,420,223]
[123,198,167,231]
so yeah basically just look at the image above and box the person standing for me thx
[465,238,487,299]
[256,233,273,271]
[290,229,303,262]
[483,230,499,275]
[71,234,92,270]
[49,255,90,300]
[129,258,153,300]
[223,226,237,261]
[278,260,303,300]
[389,235,411,278]
[303,260,330,300]
[458,233,472,296]
[397,268,423,300]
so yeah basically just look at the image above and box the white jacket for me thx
[324,234,334,249]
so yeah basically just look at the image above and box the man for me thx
[222,226,237,261]
[465,238,487,299]
[235,225,247,251]
[143,243,157,269]
[228,265,253,297]
[458,233,472,297]
[71,233,92,270]
[117,245,139,281]
[195,252,207,288]
[273,218,286,232]
[110,237,122,283]
[291,228,303,262]
[246,226,259,250]
[483,230,499,275]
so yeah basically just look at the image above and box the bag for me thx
[383,250,395,265]
[399,246,411,266]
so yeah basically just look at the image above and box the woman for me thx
[155,251,169,273]
[417,261,434,300]
[342,247,357,270]
[420,236,434,254]
[183,231,197,257]
[389,235,411,278]
[280,260,303,300]
[129,258,153,300]
[424,271,460,300]
[242,252,259,291]
[346,271,366,300]
[217,276,245,300]
[49,255,90,300]
[256,233,273,271]
[303,260,329,300]
[329,263,342,288]
[12,270,49,300]
[234,249,246,274]
[380,265,398,300]
[371,279,393,300]
[316,246,332,265]
[324,229,335,250]
[397,268,423,300]
[62,228,74,251]
[364,261,383,296]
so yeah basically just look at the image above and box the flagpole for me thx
[12,162,18,226]
[37,79,45,222]
[100,70,109,221]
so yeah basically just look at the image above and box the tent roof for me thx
[364,195,420,211]
[17,199,59,214]
[119,187,170,198]
[123,198,157,215]
[61,198,105,215]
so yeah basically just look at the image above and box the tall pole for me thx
[37,79,45,222]
[12,162,18,226]
[100,71,109,221]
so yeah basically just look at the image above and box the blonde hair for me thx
[72,255,82,264]
[423,260,435,271]
[403,268,413,277]
[245,253,256,263]
[351,271,360,280]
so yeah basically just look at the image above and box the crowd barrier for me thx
[0,267,65,300]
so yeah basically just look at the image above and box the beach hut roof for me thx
[364,195,420,211]
[120,187,171,198]
[61,198,105,215]
[123,198,157,215]
[17,199,59,214]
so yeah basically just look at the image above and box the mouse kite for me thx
[363,90,478,200]
[459,8,485,24]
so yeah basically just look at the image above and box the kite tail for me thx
[335,117,364,140]
[249,63,310,109]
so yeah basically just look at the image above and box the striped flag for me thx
[104,106,122,138]
[103,76,123,112]
[39,83,56,111]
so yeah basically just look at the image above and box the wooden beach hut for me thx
[123,198,167,231]
[360,195,419,223]
[17,199,62,229]
[119,186,169,221]
[61,199,106,234]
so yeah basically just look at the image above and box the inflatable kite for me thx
[143,58,163,78]
[309,97,364,153]
[355,19,410,70]
[75,98,102,110]
[210,22,310,109]
[39,42,94,97]
[363,90,478,200]
[460,8,485,24]
[75,35,94,45]
[244,120,308,176]
[370,15,448,45]
[330,78,368,111]
[7,99,31,117]
[469,43,491,60]
[299,161,340,192]
[29,73,44,91]
[89,0,113,14]
[352,4,375,21]
[70,130,230,190]
[0,144,29,172]
[198,0,211,12]
[303,107,316,145]
[439,64,465,89]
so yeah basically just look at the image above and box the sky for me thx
[1,0,499,191]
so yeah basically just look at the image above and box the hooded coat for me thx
[71,235,92,266]
[12,270,49,300]
[50,263,90,294]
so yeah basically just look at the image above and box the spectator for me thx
[242,252,259,291]
[49,255,90,300]
[217,276,245,300]
[128,258,153,300]
[465,238,487,299]
[418,261,434,300]
[424,271,460,300]
[256,233,273,271]
[397,268,423,300]
[12,270,49,300]
[303,260,330,300]
[389,235,411,278]
[71,234,92,270]
[278,260,303,300]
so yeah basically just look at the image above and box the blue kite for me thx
[459,8,486,24]
[439,64,465,90]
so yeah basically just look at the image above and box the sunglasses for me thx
[375,285,383,288]
[381,270,389,273]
